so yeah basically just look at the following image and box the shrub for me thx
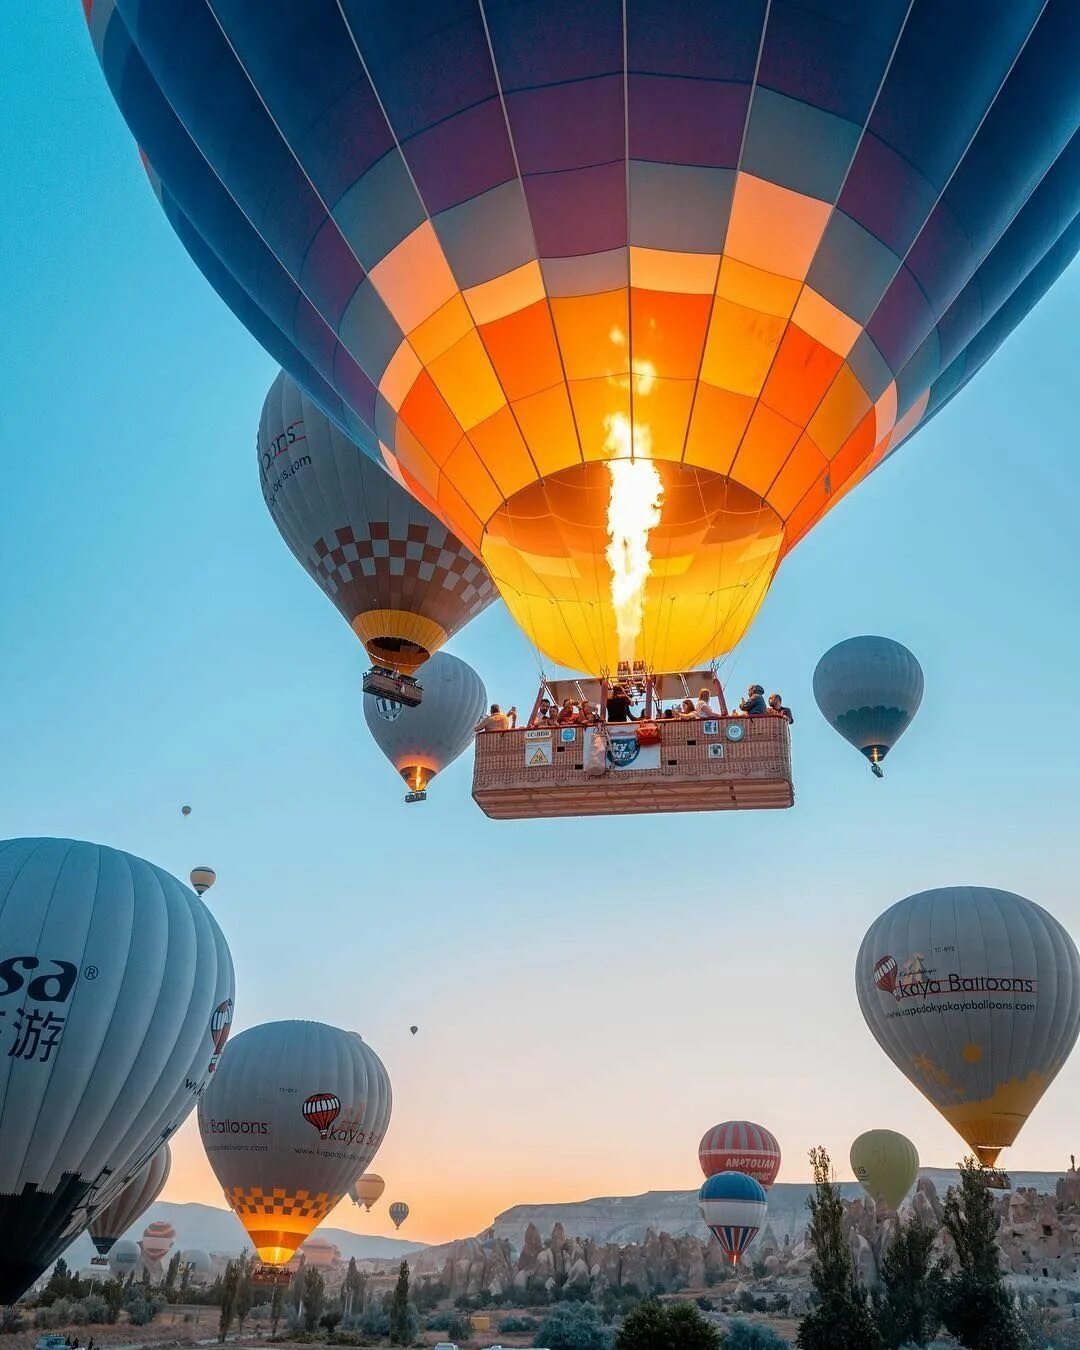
[70,1295,109,1325]
[500,1314,538,1332]
[427,1310,471,1339]
[615,1299,720,1350]
[723,1321,791,1348]
[127,1299,154,1326]
[535,1301,614,1350]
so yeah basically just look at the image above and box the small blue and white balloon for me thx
[699,1171,768,1265]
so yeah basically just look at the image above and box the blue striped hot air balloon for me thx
[699,1171,768,1266]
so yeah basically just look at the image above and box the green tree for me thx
[389,1260,412,1346]
[534,1301,614,1350]
[796,1146,882,1350]
[41,1258,73,1305]
[873,1213,948,1348]
[938,1157,1023,1350]
[344,1256,368,1319]
[235,1257,253,1334]
[218,1260,239,1343]
[101,1277,125,1324]
[270,1283,284,1340]
[302,1268,325,1333]
[165,1252,181,1293]
[723,1323,790,1349]
[615,1297,720,1350]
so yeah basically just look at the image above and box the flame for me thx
[604,418,663,664]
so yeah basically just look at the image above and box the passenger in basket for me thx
[695,687,718,718]
[675,698,697,718]
[530,699,555,728]
[556,697,580,725]
[739,684,768,715]
[768,692,794,724]
[475,703,511,732]
[578,703,601,725]
[605,683,637,722]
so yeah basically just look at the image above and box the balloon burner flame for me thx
[604,425,663,664]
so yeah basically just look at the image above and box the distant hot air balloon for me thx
[698,1121,781,1187]
[259,371,496,679]
[199,1021,391,1265]
[857,887,1080,1166]
[180,1248,211,1284]
[813,637,923,777]
[0,838,234,1305]
[190,866,216,896]
[109,1240,139,1279]
[410,1026,418,1036]
[353,1174,385,1212]
[699,1173,768,1266]
[388,1202,409,1230]
[90,1143,172,1257]
[300,1236,340,1268]
[850,1130,920,1210]
[141,1220,176,1263]
[364,652,486,803]
[181,805,191,817]
[86,5,1080,677]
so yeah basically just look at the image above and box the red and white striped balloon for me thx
[698,1121,781,1187]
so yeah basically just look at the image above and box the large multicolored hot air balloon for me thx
[698,1172,768,1266]
[260,371,496,678]
[850,1129,920,1211]
[857,886,1080,1166]
[698,1121,781,1187]
[814,636,924,776]
[89,1143,171,1257]
[86,3,1080,676]
[0,838,234,1305]
[198,1021,391,1265]
[364,651,486,802]
[351,1173,386,1212]
[388,1201,409,1230]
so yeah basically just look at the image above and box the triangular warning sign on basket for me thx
[529,748,548,766]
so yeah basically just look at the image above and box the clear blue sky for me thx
[3,9,1080,1243]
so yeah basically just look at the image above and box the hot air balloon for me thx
[364,652,486,803]
[814,637,924,777]
[181,805,191,817]
[698,1121,781,1187]
[698,1172,768,1266]
[109,1240,139,1279]
[353,1173,385,1212]
[0,838,234,1305]
[857,886,1080,1167]
[388,1202,409,1230]
[260,370,496,697]
[86,4,1080,679]
[89,1143,171,1257]
[180,1248,211,1285]
[190,866,216,896]
[410,1026,418,1036]
[850,1130,920,1210]
[300,1237,341,1268]
[141,1220,176,1263]
[198,1021,391,1265]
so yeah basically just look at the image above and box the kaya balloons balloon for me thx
[86,4,1080,676]
[850,1129,919,1210]
[199,1021,391,1264]
[698,1121,781,1187]
[0,838,234,1304]
[364,651,486,801]
[698,1172,768,1265]
[857,886,1080,1166]
[90,1143,171,1256]
[354,1173,385,1211]
[260,371,496,676]
[388,1201,409,1230]
[813,636,923,776]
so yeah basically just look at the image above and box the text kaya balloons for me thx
[354,1173,385,1211]
[260,371,496,676]
[698,1121,781,1187]
[857,886,1080,1166]
[199,1021,391,1264]
[87,5,1080,676]
[698,1172,768,1265]
[0,838,234,1304]
[364,651,486,800]
[389,1201,409,1229]
[813,636,923,776]
[850,1129,919,1210]
[89,1143,171,1256]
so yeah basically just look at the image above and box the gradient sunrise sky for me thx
[3,8,1080,1246]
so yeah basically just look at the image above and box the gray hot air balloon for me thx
[89,1142,171,1256]
[364,651,486,803]
[199,1021,391,1266]
[179,1248,211,1284]
[857,886,1080,1167]
[259,371,496,695]
[813,636,923,777]
[0,838,234,1304]
[108,1238,139,1279]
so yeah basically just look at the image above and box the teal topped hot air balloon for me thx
[813,636,923,777]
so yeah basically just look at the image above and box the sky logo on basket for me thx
[607,737,641,768]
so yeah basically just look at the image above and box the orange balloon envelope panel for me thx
[86,3,1080,674]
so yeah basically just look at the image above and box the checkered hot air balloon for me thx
[302,1093,342,1139]
[698,1121,780,1186]
[699,1172,768,1266]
